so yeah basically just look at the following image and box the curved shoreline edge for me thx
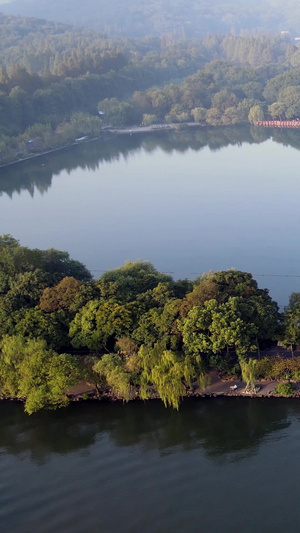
[0,135,103,170]
[0,122,203,170]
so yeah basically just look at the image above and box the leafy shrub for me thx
[228,363,241,377]
[82,393,90,400]
[209,354,236,372]
[275,382,296,396]
[271,357,300,380]
[256,356,300,380]
[255,357,274,379]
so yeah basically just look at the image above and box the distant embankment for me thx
[255,120,300,129]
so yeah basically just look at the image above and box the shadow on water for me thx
[0,398,294,465]
[1,125,299,198]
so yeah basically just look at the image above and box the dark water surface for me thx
[1,398,300,532]
[1,126,300,305]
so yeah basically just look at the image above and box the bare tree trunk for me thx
[95,383,101,397]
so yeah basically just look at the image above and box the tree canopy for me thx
[0,237,293,414]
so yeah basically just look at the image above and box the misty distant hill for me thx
[1,0,300,38]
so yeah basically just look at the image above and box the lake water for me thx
[1,398,300,532]
[2,126,300,531]
[1,125,300,305]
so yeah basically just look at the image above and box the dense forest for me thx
[2,13,300,164]
[1,236,300,415]
[3,0,300,38]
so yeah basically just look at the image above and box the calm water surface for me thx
[1,126,300,305]
[1,398,300,532]
[1,127,300,531]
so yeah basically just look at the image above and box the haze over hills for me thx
[2,7,300,166]
[1,0,300,38]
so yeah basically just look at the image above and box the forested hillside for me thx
[2,0,300,37]
[0,14,295,76]
[2,13,300,165]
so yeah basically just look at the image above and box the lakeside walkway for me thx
[67,346,300,401]
[2,346,299,405]
[67,372,297,402]
[200,370,281,398]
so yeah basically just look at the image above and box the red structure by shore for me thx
[255,120,300,128]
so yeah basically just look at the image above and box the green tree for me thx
[138,345,193,409]
[191,107,207,123]
[93,353,132,400]
[182,297,258,358]
[247,295,280,356]
[248,104,264,124]
[281,305,300,356]
[14,307,69,350]
[277,86,300,119]
[205,107,223,126]
[142,113,157,125]
[39,276,81,312]
[240,358,257,393]
[0,336,80,414]
[211,90,238,112]
[100,260,172,302]
[289,292,300,309]
[98,98,137,126]
[69,299,132,351]
[268,102,286,120]
[0,235,91,287]
[3,269,50,312]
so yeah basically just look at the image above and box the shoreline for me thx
[4,119,300,171]
[0,122,204,170]
[62,367,300,403]
[2,373,296,409]
[0,135,104,170]
[1,386,297,409]
[66,378,300,402]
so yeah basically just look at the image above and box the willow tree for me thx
[240,358,257,393]
[248,104,264,124]
[0,335,80,414]
[93,353,132,401]
[141,348,194,409]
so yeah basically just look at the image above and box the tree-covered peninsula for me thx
[1,235,300,414]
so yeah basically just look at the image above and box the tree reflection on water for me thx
[1,125,297,198]
[0,397,293,465]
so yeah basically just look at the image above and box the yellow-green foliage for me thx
[275,382,296,396]
[139,347,195,409]
[0,335,80,414]
[240,358,257,391]
[198,372,211,391]
[149,350,187,409]
[255,355,300,380]
[270,356,300,380]
[93,353,132,401]
[255,357,274,379]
